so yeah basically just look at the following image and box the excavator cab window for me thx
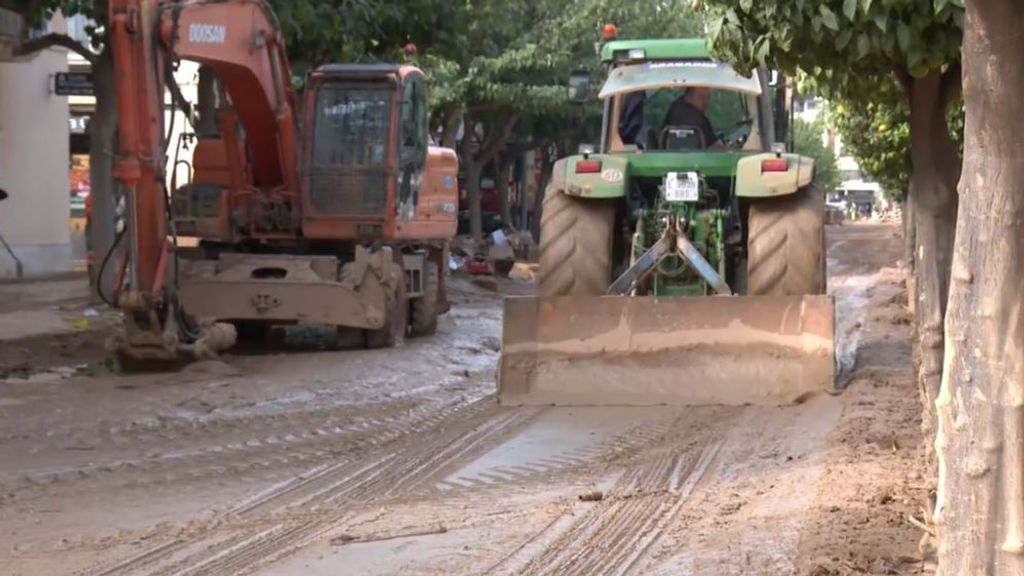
[397,74,428,220]
[308,81,394,214]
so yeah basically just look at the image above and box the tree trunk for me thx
[936,2,1024,573]
[464,159,483,244]
[459,113,519,243]
[88,49,119,302]
[496,156,513,228]
[903,192,917,320]
[532,149,555,241]
[457,122,484,243]
[903,192,915,274]
[439,105,461,150]
[904,71,961,441]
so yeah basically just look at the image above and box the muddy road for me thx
[0,223,928,575]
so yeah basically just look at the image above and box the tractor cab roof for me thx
[600,38,710,63]
[598,60,761,99]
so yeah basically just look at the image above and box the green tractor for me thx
[498,38,835,407]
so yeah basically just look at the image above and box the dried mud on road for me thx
[0,223,928,575]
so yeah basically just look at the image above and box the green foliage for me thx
[830,89,910,200]
[417,0,706,139]
[28,0,97,23]
[792,115,839,193]
[828,81,964,202]
[695,0,964,217]
[696,0,963,99]
[23,0,457,66]
[25,0,104,49]
[271,0,461,70]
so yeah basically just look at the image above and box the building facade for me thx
[0,8,72,278]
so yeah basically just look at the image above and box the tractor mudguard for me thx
[552,154,630,199]
[735,152,815,198]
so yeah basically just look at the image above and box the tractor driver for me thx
[662,86,722,149]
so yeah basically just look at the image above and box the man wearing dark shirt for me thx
[662,86,721,149]
[618,91,646,145]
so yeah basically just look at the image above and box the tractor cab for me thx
[571,38,791,156]
[600,60,768,153]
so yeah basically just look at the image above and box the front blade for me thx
[498,295,835,407]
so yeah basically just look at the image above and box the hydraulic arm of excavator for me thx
[107,0,298,362]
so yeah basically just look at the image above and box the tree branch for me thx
[893,66,913,100]
[478,113,521,166]
[0,1,32,13]
[18,33,98,65]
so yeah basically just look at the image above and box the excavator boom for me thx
[106,0,301,361]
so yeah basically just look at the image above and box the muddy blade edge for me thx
[497,294,836,407]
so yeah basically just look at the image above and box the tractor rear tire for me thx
[747,184,826,296]
[410,260,440,336]
[537,187,616,297]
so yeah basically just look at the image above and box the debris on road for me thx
[465,258,492,276]
[507,262,537,282]
[330,524,449,546]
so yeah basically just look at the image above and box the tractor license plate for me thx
[664,172,699,202]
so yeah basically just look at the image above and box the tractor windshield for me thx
[617,87,751,150]
[603,61,762,153]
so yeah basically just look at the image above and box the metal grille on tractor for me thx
[310,84,393,215]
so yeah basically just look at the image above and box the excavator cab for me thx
[299,64,456,243]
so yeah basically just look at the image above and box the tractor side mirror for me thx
[773,72,790,150]
[568,70,591,102]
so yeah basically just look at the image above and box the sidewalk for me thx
[0,274,115,341]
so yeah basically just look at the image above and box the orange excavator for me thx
[105,0,458,364]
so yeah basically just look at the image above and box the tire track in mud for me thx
[2,381,477,491]
[87,398,542,576]
[488,430,723,576]
[5,386,492,492]
[429,416,678,496]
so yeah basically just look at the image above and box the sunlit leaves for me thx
[829,83,964,201]
[423,0,704,126]
[793,115,840,193]
[698,0,963,99]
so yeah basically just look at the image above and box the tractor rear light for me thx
[576,159,602,174]
[761,158,788,172]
